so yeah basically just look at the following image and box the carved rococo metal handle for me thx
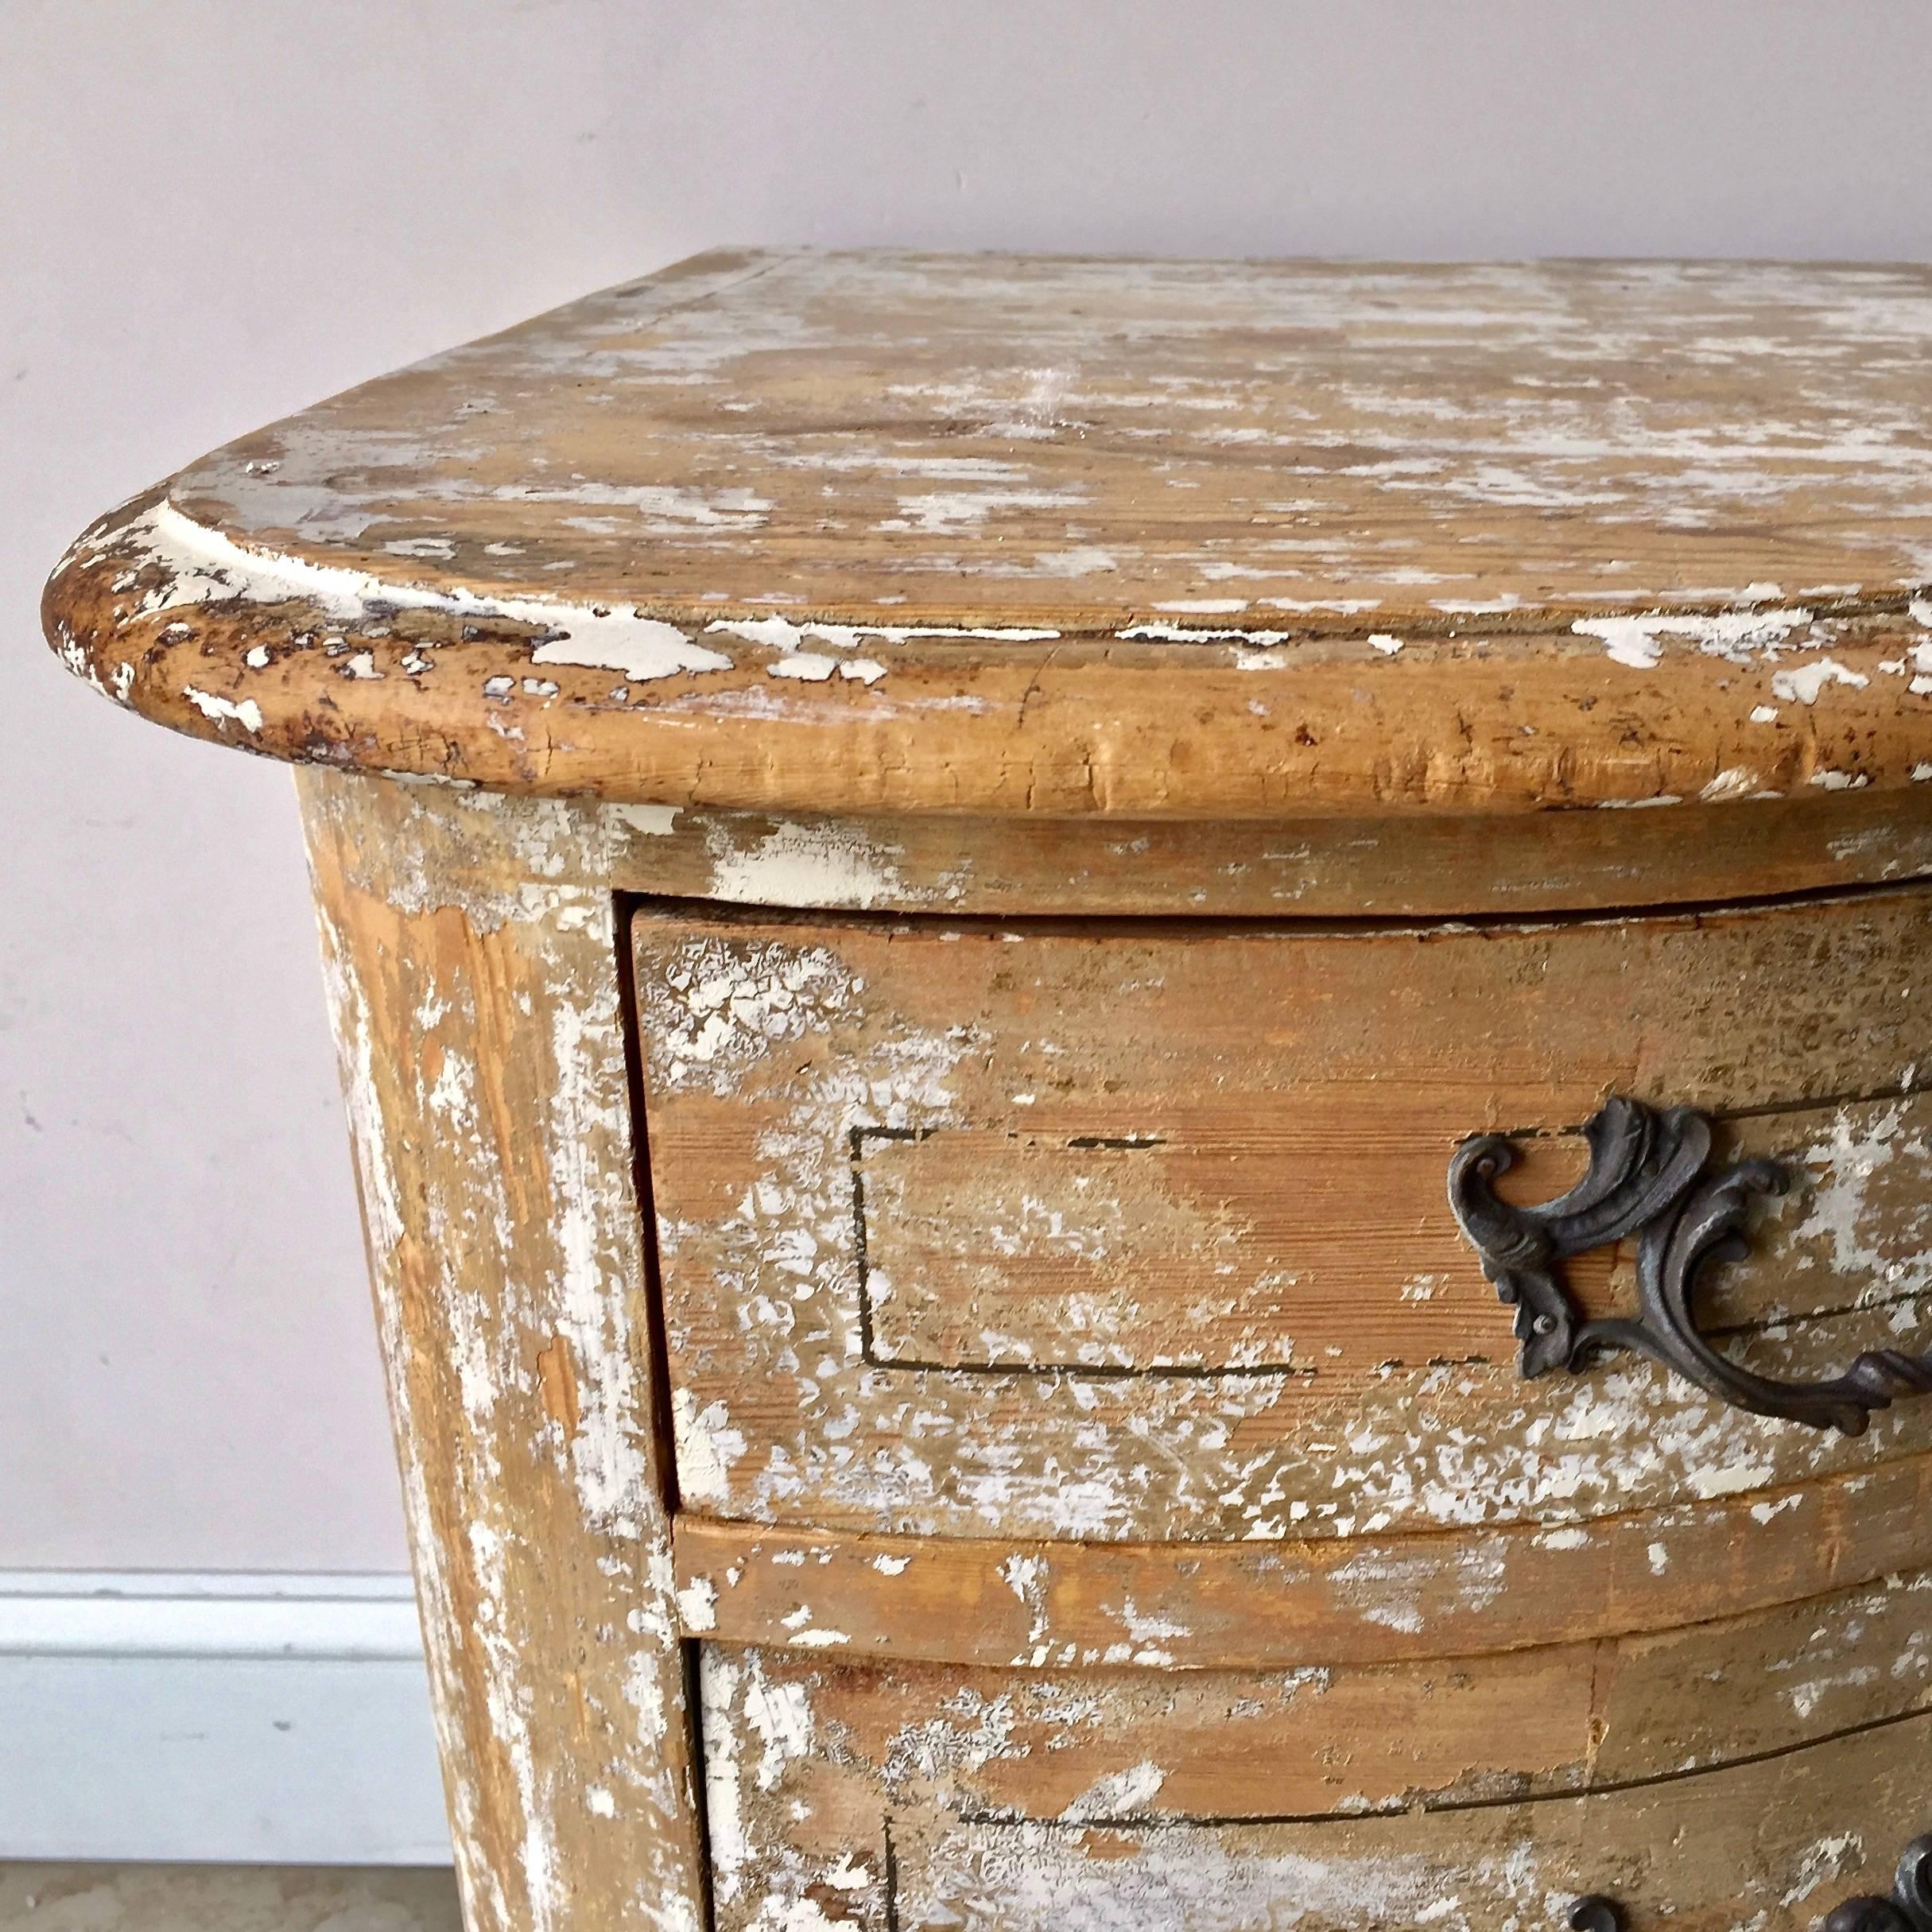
[1449,1096,1932,1435]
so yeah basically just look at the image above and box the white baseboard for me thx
[0,1571,452,1865]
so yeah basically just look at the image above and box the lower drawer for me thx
[886,1762,1930,1932]
[700,1570,1932,1930]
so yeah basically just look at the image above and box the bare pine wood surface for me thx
[695,1565,1932,1825]
[672,1445,1932,1668]
[298,770,706,1932]
[42,254,1932,820]
[219,785,1932,918]
[45,254,1932,1930]
[580,786,1932,918]
[701,1646,1932,1932]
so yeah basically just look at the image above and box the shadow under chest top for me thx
[45,250,1932,1932]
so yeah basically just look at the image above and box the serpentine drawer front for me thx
[700,1624,1932,1932]
[636,892,1932,1550]
[45,252,1932,1930]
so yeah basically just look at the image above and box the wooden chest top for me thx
[45,249,1932,1929]
[43,250,1932,817]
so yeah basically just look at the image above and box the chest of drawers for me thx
[46,251,1932,1930]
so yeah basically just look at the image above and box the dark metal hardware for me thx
[1820,1834,1932,1932]
[1565,1835,1932,1931]
[1567,1899,1625,1932]
[1448,1096,1932,1434]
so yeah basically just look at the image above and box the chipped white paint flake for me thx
[1771,657,1870,704]
[611,802,681,836]
[702,818,910,911]
[181,685,264,731]
[673,1389,749,1503]
[1698,767,1759,801]
[1574,606,1815,669]
[1118,623,1300,646]
[766,653,840,682]
[709,614,1057,649]
[1058,1761,1169,1822]
[676,1577,719,1634]
[121,500,735,683]
[741,1655,814,1796]
[1686,1456,1778,1500]
[530,620,728,684]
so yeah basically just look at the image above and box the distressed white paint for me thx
[1573,606,1817,669]
[180,683,264,731]
[303,776,708,1932]
[64,502,1090,712]
[1772,657,1871,704]
[638,902,1932,1553]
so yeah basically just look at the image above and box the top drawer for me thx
[633,887,1932,1544]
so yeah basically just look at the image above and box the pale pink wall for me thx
[6,0,1931,1569]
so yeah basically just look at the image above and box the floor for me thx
[0,1866,462,1930]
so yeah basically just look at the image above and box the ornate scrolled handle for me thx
[1449,1096,1932,1435]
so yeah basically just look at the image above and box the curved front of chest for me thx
[93,248,1932,1932]
[297,771,1932,1932]
[632,881,1932,1930]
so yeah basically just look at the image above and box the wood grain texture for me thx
[192,765,1932,1921]
[269,786,1932,918]
[672,1446,1932,1667]
[701,1641,1932,1932]
[611,788,1932,919]
[634,894,1932,1544]
[696,1565,1932,1826]
[890,1721,1932,1932]
[858,1089,1932,1374]
[297,770,705,1932]
[41,253,1932,818]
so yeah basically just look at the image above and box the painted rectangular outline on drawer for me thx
[849,1123,1318,1379]
[634,890,1932,1546]
[847,1086,1932,1381]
